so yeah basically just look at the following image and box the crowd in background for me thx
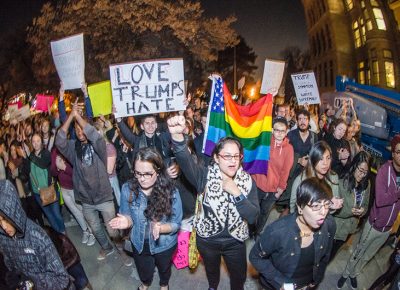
[0,84,399,290]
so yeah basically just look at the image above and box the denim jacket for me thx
[120,182,182,254]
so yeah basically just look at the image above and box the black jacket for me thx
[249,213,336,289]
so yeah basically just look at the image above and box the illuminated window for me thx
[385,61,395,88]
[345,0,354,10]
[383,49,392,58]
[372,60,380,84]
[366,20,373,30]
[370,0,379,7]
[361,0,365,8]
[367,69,371,84]
[373,8,386,30]
[360,18,366,44]
[353,21,361,48]
[359,62,366,84]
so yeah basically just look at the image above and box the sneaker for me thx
[337,276,347,289]
[82,230,90,244]
[97,248,115,261]
[350,277,357,289]
[122,253,133,267]
[86,234,96,246]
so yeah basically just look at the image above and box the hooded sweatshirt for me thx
[0,180,70,290]
[369,161,400,232]
[252,136,294,193]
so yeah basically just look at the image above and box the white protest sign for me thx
[8,104,19,120]
[260,59,286,96]
[51,33,85,90]
[291,71,321,105]
[110,59,186,118]
[15,105,31,122]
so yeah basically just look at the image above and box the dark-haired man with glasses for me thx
[252,117,294,236]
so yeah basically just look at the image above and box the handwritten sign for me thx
[291,71,321,105]
[110,58,186,118]
[35,95,54,112]
[51,33,85,90]
[260,59,286,96]
[172,231,190,269]
[88,81,113,117]
[15,105,31,122]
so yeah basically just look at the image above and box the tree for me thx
[26,0,239,90]
[213,36,257,92]
[280,46,310,103]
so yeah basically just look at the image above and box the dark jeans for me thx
[21,195,44,226]
[34,193,65,233]
[132,240,177,287]
[197,236,247,290]
[68,262,89,290]
[256,190,276,235]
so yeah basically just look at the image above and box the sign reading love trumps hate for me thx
[110,59,186,118]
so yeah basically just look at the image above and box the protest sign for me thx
[172,231,190,269]
[291,71,321,105]
[260,59,286,96]
[35,95,54,112]
[8,104,19,120]
[110,58,186,118]
[88,81,113,117]
[15,105,31,122]
[51,33,85,90]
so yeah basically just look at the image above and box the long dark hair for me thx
[210,137,243,166]
[342,151,371,192]
[304,141,337,184]
[129,147,175,221]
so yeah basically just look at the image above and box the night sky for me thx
[1,0,309,79]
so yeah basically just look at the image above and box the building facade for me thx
[302,0,400,93]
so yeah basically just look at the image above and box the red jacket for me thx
[252,136,294,193]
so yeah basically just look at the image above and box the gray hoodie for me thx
[0,180,71,290]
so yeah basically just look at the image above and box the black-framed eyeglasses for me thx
[356,166,368,176]
[134,171,156,180]
[218,154,243,161]
[306,201,333,211]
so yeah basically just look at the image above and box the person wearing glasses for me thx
[289,141,343,214]
[252,116,294,236]
[337,135,400,290]
[167,115,259,290]
[250,177,336,290]
[330,151,371,260]
[109,147,182,290]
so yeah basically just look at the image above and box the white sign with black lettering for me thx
[51,33,85,90]
[291,72,320,105]
[110,59,186,118]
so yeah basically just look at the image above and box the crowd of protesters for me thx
[0,82,399,290]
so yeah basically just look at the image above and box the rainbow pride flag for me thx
[203,75,272,175]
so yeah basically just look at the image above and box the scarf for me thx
[195,163,253,241]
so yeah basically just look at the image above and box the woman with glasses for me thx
[290,141,343,214]
[109,147,182,290]
[330,151,371,260]
[250,177,336,290]
[167,116,259,290]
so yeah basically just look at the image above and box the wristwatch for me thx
[234,194,245,203]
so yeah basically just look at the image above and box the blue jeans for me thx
[109,176,121,207]
[34,193,65,233]
[82,201,118,250]
[68,262,89,290]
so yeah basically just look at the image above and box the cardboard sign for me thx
[15,105,31,122]
[51,33,85,90]
[110,58,186,118]
[8,104,19,118]
[260,59,286,96]
[88,81,113,117]
[291,72,321,105]
[172,231,190,269]
[35,95,54,112]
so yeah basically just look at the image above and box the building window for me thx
[353,21,362,48]
[385,61,395,88]
[361,0,366,8]
[345,0,354,10]
[383,49,392,58]
[358,62,366,84]
[360,18,366,44]
[372,60,380,84]
[370,0,379,7]
[373,8,387,30]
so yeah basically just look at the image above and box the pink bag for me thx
[172,231,191,269]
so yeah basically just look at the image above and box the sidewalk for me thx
[65,209,393,290]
